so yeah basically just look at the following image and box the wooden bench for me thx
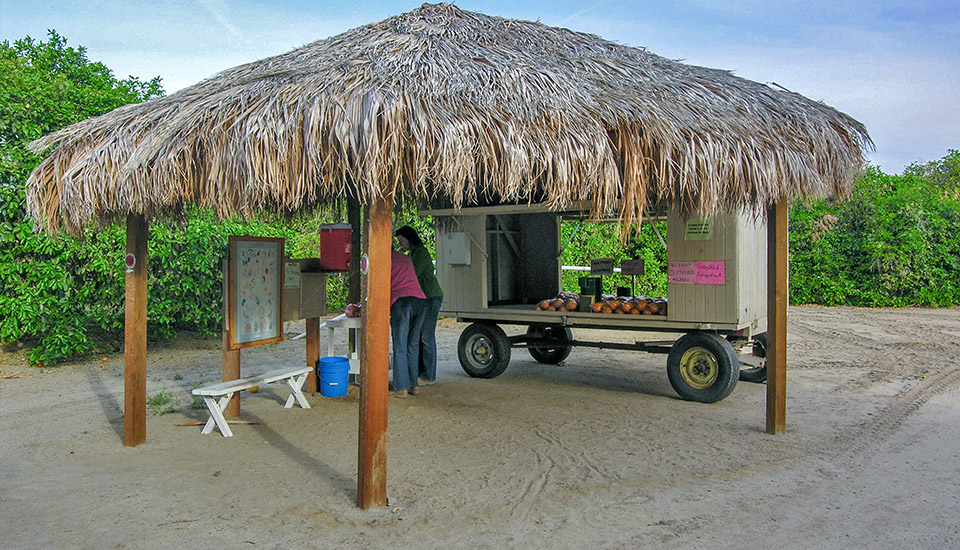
[191,366,313,437]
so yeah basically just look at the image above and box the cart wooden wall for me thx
[435,214,486,313]
[435,206,767,337]
[666,211,767,332]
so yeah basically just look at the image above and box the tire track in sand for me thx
[836,362,960,463]
[508,423,616,518]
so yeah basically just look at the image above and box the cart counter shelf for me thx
[447,303,751,334]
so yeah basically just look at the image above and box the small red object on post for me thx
[319,224,352,271]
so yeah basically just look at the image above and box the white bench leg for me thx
[201,394,235,437]
[284,373,311,409]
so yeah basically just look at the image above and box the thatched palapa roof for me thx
[26,2,871,235]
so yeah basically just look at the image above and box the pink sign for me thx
[696,261,725,285]
[668,261,696,284]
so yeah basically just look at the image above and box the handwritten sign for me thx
[669,261,726,285]
[591,258,615,276]
[284,261,301,289]
[621,259,645,276]
[696,261,725,285]
[668,261,696,284]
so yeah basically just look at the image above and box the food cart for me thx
[425,203,769,403]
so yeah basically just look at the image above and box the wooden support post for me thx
[221,259,241,417]
[222,333,241,417]
[348,197,362,374]
[348,196,362,304]
[124,214,148,447]
[357,197,392,509]
[766,200,788,434]
[305,317,321,394]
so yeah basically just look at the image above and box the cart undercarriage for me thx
[456,320,767,403]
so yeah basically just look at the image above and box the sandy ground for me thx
[2,305,960,549]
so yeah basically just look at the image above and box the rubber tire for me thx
[738,332,768,383]
[458,323,512,378]
[667,331,739,403]
[526,324,573,364]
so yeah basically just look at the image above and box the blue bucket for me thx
[318,356,350,398]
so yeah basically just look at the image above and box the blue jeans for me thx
[390,296,426,392]
[418,297,443,382]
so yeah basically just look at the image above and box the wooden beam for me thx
[305,317,320,394]
[348,197,362,381]
[221,333,241,417]
[357,197,392,509]
[124,214,148,447]
[348,196,362,304]
[221,260,241,417]
[766,200,788,434]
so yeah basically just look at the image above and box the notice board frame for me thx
[227,236,285,350]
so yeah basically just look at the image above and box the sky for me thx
[2,0,958,174]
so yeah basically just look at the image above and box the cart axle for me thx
[510,335,674,354]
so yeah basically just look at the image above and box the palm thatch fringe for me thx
[26,3,871,235]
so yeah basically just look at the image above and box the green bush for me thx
[0,31,162,365]
[0,28,332,364]
[145,210,298,341]
[789,155,960,307]
[559,219,668,297]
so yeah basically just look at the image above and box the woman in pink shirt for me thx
[390,248,426,397]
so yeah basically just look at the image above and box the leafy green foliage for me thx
[789,157,960,306]
[145,209,297,341]
[146,390,178,416]
[0,31,162,182]
[393,201,436,249]
[903,149,960,200]
[0,32,310,364]
[1,31,163,365]
[559,220,668,297]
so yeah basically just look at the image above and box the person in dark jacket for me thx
[395,225,443,385]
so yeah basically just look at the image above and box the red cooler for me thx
[319,224,352,271]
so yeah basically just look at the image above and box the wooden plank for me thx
[739,212,769,329]
[667,212,742,324]
[448,308,737,331]
[421,200,593,217]
[348,197,362,303]
[192,366,313,395]
[124,214,148,447]
[439,214,486,313]
[766,200,788,434]
[519,214,561,302]
[348,197,362,364]
[175,420,259,427]
[357,197,391,509]
[202,394,235,437]
[305,317,320,394]
[221,260,241,417]
[221,332,241,417]
[283,372,312,408]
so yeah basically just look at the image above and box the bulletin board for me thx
[227,236,285,350]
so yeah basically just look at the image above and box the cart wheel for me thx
[458,323,511,378]
[739,332,768,383]
[667,332,739,403]
[526,324,573,364]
